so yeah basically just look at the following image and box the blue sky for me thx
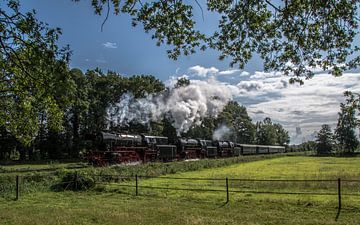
[21,0,262,79]
[21,0,360,144]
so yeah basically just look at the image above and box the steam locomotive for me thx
[86,132,286,166]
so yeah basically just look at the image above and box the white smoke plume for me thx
[212,124,232,141]
[107,78,233,134]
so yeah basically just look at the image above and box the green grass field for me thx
[1,156,359,225]
[0,162,88,173]
[104,156,360,207]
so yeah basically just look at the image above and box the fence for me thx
[4,174,360,220]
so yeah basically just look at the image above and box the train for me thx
[86,131,286,166]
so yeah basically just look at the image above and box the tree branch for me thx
[194,0,204,21]
[265,0,281,12]
[101,0,111,32]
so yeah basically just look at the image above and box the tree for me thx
[256,117,277,145]
[82,0,360,83]
[184,116,215,140]
[335,103,359,154]
[1,0,72,144]
[316,124,334,155]
[217,101,255,143]
[344,91,360,126]
[175,77,190,88]
[274,123,290,146]
[127,75,165,98]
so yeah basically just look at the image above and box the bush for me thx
[54,171,95,191]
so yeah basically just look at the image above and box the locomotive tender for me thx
[86,131,286,166]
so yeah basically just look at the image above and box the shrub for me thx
[54,171,95,191]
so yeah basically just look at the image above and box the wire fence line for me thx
[3,174,360,210]
[1,173,358,222]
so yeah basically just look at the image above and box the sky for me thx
[20,0,360,144]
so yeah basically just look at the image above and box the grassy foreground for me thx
[1,191,359,225]
[1,156,360,224]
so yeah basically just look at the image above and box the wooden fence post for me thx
[226,177,229,204]
[135,174,138,196]
[338,178,341,210]
[15,175,19,201]
[335,178,341,221]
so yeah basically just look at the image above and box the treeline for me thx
[0,68,290,161]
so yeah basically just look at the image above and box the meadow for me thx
[1,155,359,225]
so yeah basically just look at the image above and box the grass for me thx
[0,153,302,198]
[1,155,360,224]
[0,191,359,225]
[0,162,88,173]
[102,156,360,207]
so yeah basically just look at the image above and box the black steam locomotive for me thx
[86,132,286,166]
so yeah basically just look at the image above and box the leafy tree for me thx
[175,77,190,88]
[127,75,165,98]
[298,140,316,152]
[256,118,277,145]
[82,0,360,82]
[66,69,90,157]
[217,101,255,143]
[335,103,359,154]
[0,126,17,160]
[184,116,216,140]
[316,124,334,155]
[83,69,126,134]
[1,0,72,144]
[344,91,360,126]
[274,123,290,146]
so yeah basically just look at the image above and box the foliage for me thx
[183,101,257,143]
[0,0,73,144]
[296,141,316,152]
[82,0,360,83]
[274,123,290,146]
[0,126,17,160]
[217,101,256,143]
[54,171,95,191]
[174,77,190,88]
[335,102,359,154]
[315,124,334,155]
[255,117,289,146]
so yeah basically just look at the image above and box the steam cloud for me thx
[108,79,233,134]
[212,124,232,141]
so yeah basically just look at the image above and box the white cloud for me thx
[102,42,118,49]
[250,71,282,79]
[218,69,240,76]
[240,71,250,76]
[188,65,219,77]
[187,65,243,78]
